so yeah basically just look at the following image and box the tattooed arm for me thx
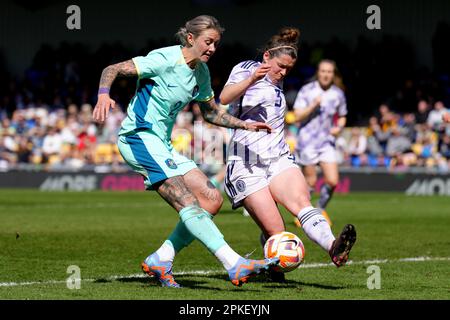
[93,59,138,123]
[197,99,272,132]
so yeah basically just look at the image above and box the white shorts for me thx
[224,153,298,209]
[295,144,338,166]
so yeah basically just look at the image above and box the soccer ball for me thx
[263,231,305,272]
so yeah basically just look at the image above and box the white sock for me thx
[214,244,241,270]
[297,206,335,252]
[155,240,176,263]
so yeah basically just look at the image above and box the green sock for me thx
[167,212,215,253]
[167,220,196,253]
[179,206,226,253]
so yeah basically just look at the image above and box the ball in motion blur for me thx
[263,231,305,272]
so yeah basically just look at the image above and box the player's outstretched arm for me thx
[197,99,272,133]
[93,59,138,123]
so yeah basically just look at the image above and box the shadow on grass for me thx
[195,273,345,290]
[93,276,225,291]
[263,281,345,290]
[94,274,271,292]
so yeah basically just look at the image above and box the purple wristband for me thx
[98,87,110,95]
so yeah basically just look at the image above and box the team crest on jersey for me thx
[236,179,246,192]
[165,159,178,169]
[192,85,199,98]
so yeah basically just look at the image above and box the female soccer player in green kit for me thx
[92,15,278,288]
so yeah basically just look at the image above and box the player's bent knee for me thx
[299,194,312,207]
[286,196,311,215]
[207,196,223,216]
[216,195,224,212]
[266,227,285,237]
[306,177,317,188]
[324,179,338,188]
[207,195,223,216]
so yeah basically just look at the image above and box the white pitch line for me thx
[1,256,449,288]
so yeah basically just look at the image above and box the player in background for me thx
[92,15,278,288]
[220,28,356,282]
[292,60,347,227]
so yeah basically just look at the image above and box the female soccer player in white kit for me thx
[292,60,347,226]
[220,28,356,281]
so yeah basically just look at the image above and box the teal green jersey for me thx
[119,45,214,145]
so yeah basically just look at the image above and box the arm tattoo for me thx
[198,100,247,129]
[157,176,200,212]
[99,59,137,89]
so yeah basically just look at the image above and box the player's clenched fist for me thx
[93,94,116,123]
[250,63,271,82]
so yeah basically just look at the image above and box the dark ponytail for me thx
[262,27,300,59]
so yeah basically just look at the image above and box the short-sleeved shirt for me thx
[225,60,290,162]
[293,80,347,151]
[119,45,214,147]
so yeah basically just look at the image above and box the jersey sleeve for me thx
[194,63,214,102]
[293,86,309,109]
[132,50,167,79]
[337,90,348,116]
[224,61,255,86]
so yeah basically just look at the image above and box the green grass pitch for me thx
[0,189,449,300]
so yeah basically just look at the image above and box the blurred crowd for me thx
[1,32,450,172]
[285,100,450,172]
[1,96,449,173]
[0,102,126,172]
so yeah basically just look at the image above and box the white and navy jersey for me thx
[293,80,347,151]
[225,60,290,163]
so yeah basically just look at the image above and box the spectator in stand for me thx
[0,118,12,136]
[386,125,413,167]
[16,136,33,163]
[60,144,86,170]
[11,111,28,135]
[2,127,18,157]
[400,112,417,142]
[42,126,63,164]
[172,109,194,158]
[347,127,367,167]
[439,134,450,159]
[368,115,391,152]
[415,100,430,125]
[366,117,388,167]
[60,115,79,145]
[377,104,391,125]
[427,101,447,132]
[412,133,438,168]
[0,132,17,165]
[102,104,125,143]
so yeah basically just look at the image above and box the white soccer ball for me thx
[263,231,305,273]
